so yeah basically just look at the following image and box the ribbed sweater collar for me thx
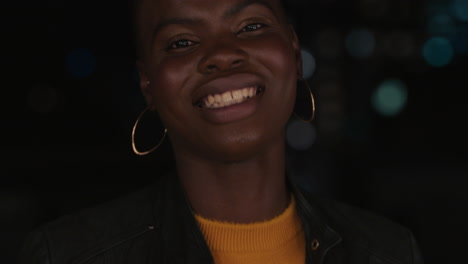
[194,195,303,252]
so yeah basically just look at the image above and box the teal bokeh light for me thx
[422,37,454,67]
[452,0,468,22]
[427,13,457,36]
[372,79,408,117]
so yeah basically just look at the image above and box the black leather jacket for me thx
[18,171,424,264]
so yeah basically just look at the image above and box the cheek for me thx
[145,58,196,133]
[254,34,298,80]
[255,35,298,100]
[148,57,193,109]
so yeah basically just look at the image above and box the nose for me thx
[198,38,248,74]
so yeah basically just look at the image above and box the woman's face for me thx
[136,0,302,161]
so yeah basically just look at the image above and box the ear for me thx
[136,60,153,108]
[289,25,303,79]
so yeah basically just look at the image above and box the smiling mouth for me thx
[196,86,265,109]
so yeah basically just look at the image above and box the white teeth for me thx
[222,91,233,103]
[207,95,215,105]
[242,88,249,97]
[203,87,258,108]
[232,90,243,101]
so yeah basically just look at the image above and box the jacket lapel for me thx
[151,172,213,264]
[151,171,343,264]
[288,174,343,264]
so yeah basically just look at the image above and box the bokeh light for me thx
[427,12,457,36]
[301,49,316,79]
[452,0,468,22]
[422,37,454,67]
[66,48,96,79]
[371,78,408,117]
[286,120,317,151]
[345,28,376,59]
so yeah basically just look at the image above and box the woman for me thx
[19,0,423,263]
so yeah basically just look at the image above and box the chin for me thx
[204,129,285,163]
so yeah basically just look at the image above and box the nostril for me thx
[233,59,242,66]
[206,64,217,71]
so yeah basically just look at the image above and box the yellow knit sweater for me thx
[194,195,305,264]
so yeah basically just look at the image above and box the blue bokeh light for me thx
[422,37,454,67]
[345,28,375,59]
[66,48,96,79]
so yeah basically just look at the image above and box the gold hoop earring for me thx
[131,108,167,156]
[294,77,316,122]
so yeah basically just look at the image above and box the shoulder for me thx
[323,198,408,239]
[18,183,158,264]
[301,190,424,263]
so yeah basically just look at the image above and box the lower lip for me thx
[199,93,263,124]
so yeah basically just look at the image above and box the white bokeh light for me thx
[286,120,317,151]
[301,49,316,79]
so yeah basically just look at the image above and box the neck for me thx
[174,140,289,223]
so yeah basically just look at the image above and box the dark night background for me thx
[2,0,467,263]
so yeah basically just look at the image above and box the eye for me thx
[240,23,266,33]
[168,39,198,50]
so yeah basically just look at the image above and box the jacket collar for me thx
[150,170,212,264]
[151,171,342,264]
[288,174,343,263]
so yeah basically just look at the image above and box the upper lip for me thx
[192,73,264,106]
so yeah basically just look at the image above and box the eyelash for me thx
[168,39,199,50]
[167,23,267,50]
[240,23,266,33]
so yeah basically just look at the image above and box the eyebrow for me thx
[152,18,203,39]
[151,0,276,39]
[223,0,276,18]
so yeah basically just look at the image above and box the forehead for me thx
[136,0,285,21]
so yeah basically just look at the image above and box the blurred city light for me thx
[301,48,316,79]
[371,78,408,117]
[66,48,96,79]
[427,12,457,36]
[452,0,468,22]
[286,120,317,151]
[422,37,454,67]
[345,28,376,59]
